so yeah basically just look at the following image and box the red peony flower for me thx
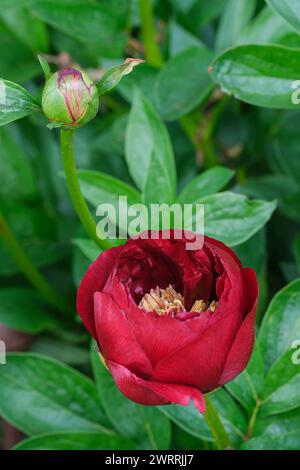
[77,231,258,413]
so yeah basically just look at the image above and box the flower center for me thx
[139,285,218,316]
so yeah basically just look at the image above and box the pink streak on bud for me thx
[57,68,92,123]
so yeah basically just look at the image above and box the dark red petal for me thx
[152,307,241,391]
[126,302,199,368]
[107,360,206,413]
[94,292,153,378]
[76,246,122,338]
[219,268,258,385]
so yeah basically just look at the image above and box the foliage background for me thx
[0,0,300,451]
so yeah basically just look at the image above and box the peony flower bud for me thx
[42,68,99,129]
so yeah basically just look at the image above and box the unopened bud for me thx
[42,68,99,129]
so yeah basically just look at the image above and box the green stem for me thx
[247,399,261,439]
[0,212,67,314]
[60,129,111,251]
[138,0,163,67]
[204,395,233,450]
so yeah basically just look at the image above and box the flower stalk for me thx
[138,0,163,68]
[60,129,112,250]
[204,395,233,450]
[0,212,68,314]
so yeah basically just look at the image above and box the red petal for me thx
[94,292,153,377]
[76,246,122,338]
[126,303,199,368]
[152,307,241,391]
[219,268,258,385]
[107,360,206,413]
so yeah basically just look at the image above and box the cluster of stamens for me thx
[139,285,217,316]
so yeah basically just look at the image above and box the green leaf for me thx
[266,0,300,35]
[168,21,203,57]
[241,429,300,450]
[31,337,90,367]
[0,288,59,334]
[234,230,268,319]
[91,347,171,450]
[252,407,300,439]
[176,167,234,204]
[0,80,40,127]
[125,92,177,204]
[155,46,213,121]
[0,240,69,276]
[0,127,37,201]
[239,7,299,47]
[160,388,247,446]
[261,349,300,416]
[195,192,276,247]
[1,7,49,52]
[97,59,144,96]
[30,0,129,58]
[0,353,112,435]
[73,238,101,263]
[226,343,265,414]
[259,278,300,370]
[38,55,51,80]
[117,63,158,106]
[294,234,300,274]
[0,22,41,82]
[14,431,135,450]
[210,44,300,109]
[215,0,256,51]
[77,169,141,208]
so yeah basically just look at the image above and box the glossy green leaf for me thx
[97,59,144,96]
[160,388,247,446]
[77,169,141,208]
[239,7,300,47]
[266,0,300,35]
[31,337,90,367]
[215,0,256,51]
[0,80,40,127]
[226,343,265,413]
[253,407,300,439]
[234,230,268,319]
[91,347,171,450]
[155,46,213,121]
[259,347,300,416]
[38,55,51,80]
[195,192,276,246]
[0,22,41,82]
[168,21,203,57]
[241,429,300,450]
[73,238,100,263]
[117,63,158,106]
[210,44,300,109]
[14,431,135,450]
[30,0,129,58]
[0,353,112,436]
[0,127,37,200]
[259,278,300,370]
[125,92,177,204]
[176,167,234,204]
[0,288,59,334]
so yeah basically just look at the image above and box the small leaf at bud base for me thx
[42,68,99,129]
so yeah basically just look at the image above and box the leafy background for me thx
[0,0,300,451]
